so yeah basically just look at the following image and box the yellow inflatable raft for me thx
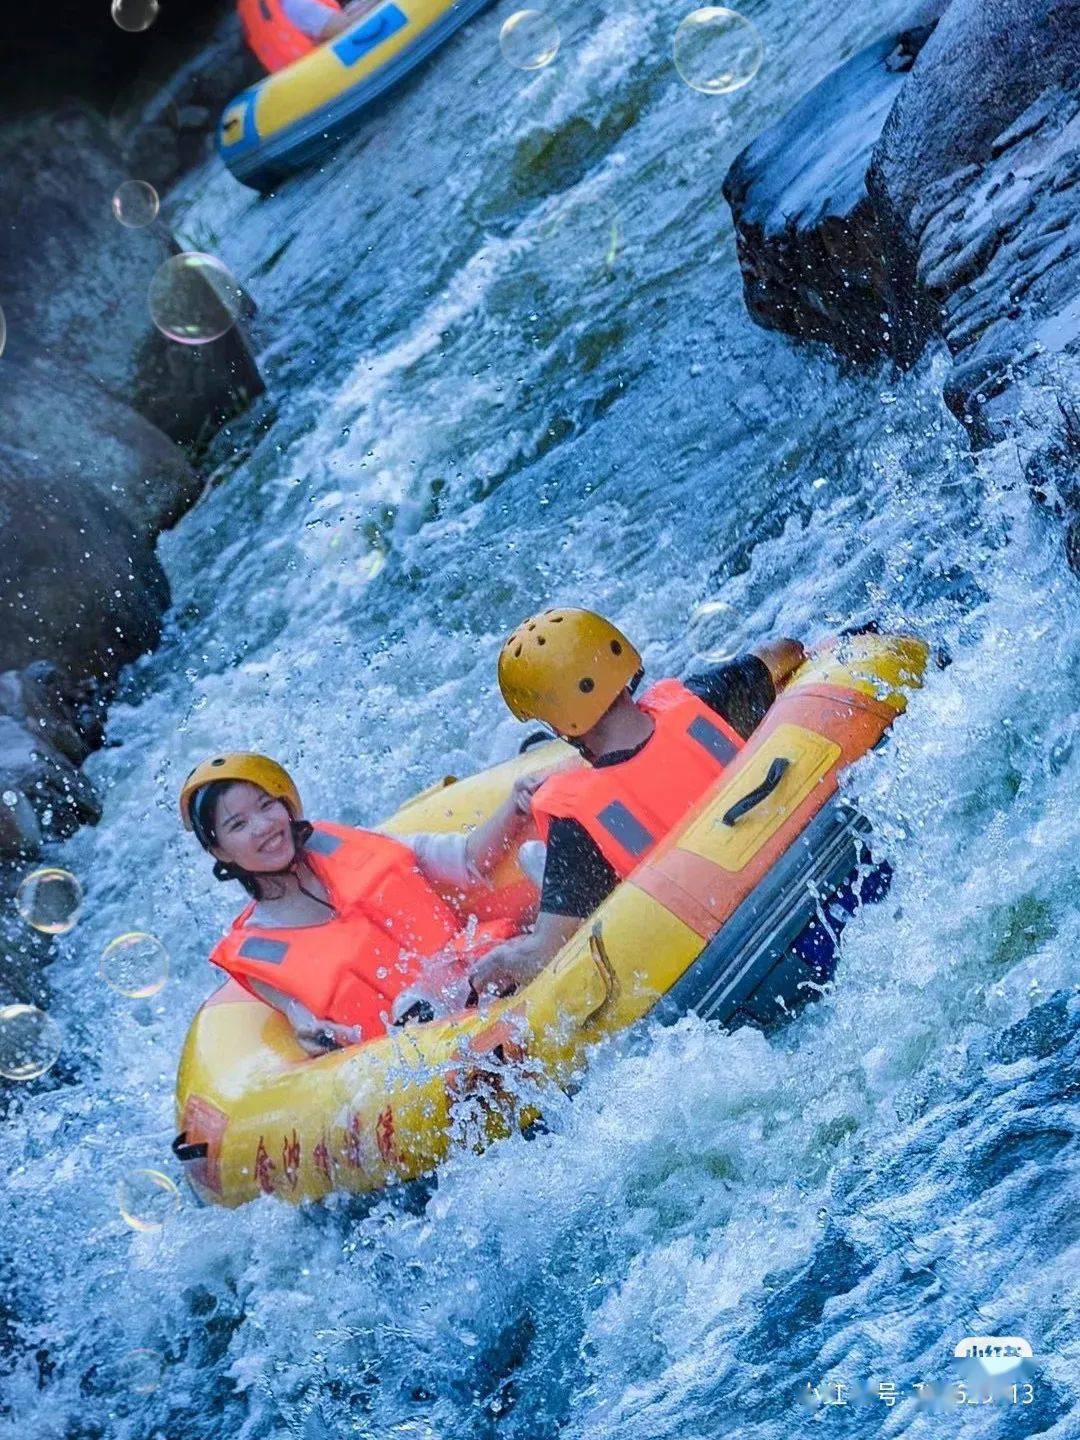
[174,632,927,1207]
[219,0,494,189]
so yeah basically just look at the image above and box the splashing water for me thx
[3,0,1077,1435]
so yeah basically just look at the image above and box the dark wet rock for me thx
[722,2,947,361]
[109,7,263,192]
[725,0,1080,569]
[1,354,201,536]
[869,0,1080,361]
[0,444,169,684]
[0,103,263,448]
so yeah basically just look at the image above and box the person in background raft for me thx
[468,608,884,1001]
[239,0,383,73]
[180,753,543,1054]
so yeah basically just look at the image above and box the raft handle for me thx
[519,730,552,754]
[582,923,619,1027]
[721,756,791,826]
[171,1131,208,1164]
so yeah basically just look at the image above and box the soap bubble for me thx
[534,195,623,278]
[15,867,83,934]
[117,1347,165,1394]
[117,1169,182,1231]
[499,10,560,70]
[0,1004,62,1081]
[99,933,169,998]
[673,7,763,94]
[111,0,160,32]
[112,179,160,228]
[148,252,244,345]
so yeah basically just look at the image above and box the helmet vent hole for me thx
[611,640,622,655]
[579,677,595,693]
[551,615,563,622]
[537,636,545,645]
[211,757,225,766]
[514,644,522,657]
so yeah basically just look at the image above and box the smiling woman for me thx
[178,751,539,1052]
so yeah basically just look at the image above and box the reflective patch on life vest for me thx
[305,830,343,856]
[687,714,739,764]
[597,801,655,857]
[238,936,289,964]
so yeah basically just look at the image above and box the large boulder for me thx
[0,104,263,448]
[109,7,263,193]
[868,0,1080,362]
[724,0,1080,569]
[0,443,169,683]
[722,3,947,360]
[2,353,201,535]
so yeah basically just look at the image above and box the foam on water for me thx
[2,0,1077,1435]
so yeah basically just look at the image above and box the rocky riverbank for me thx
[0,5,267,1005]
[724,0,1080,569]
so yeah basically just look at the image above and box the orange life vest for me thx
[209,821,516,1037]
[531,679,745,879]
[237,0,340,73]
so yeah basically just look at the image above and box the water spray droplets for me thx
[0,1004,62,1081]
[499,10,560,70]
[112,179,160,228]
[16,867,83,934]
[0,303,6,358]
[673,7,763,94]
[148,252,244,345]
[100,933,170,998]
[111,0,160,33]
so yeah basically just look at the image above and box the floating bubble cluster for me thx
[112,179,160,228]
[499,10,560,70]
[110,0,160,33]
[673,6,763,94]
[99,933,170,998]
[116,1169,182,1232]
[148,252,244,345]
[0,1004,62,1081]
[15,867,83,934]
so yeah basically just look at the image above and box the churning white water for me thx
[2,0,1077,1434]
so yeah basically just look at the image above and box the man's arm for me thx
[468,910,583,999]
[753,637,806,692]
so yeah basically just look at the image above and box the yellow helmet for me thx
[178,753,302,832]
[498,608,642,736]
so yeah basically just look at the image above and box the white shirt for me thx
[280,0,338,39]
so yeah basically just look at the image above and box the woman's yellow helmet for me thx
[498,608,642,736]
[178,753,302,831]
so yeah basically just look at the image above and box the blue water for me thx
[3,0,1078,1435]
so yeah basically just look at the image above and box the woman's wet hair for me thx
[191,779,316,900]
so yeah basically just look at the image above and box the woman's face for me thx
[209,782,297,873]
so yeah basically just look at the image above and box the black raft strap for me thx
[172,1131,208,1163]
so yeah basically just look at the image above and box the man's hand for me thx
[468,911,583,1001]
[468,941,526,1002]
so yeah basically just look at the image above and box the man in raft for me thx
[180,753,544,1053]
[239,0,384,72]
[467,608,808,999]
